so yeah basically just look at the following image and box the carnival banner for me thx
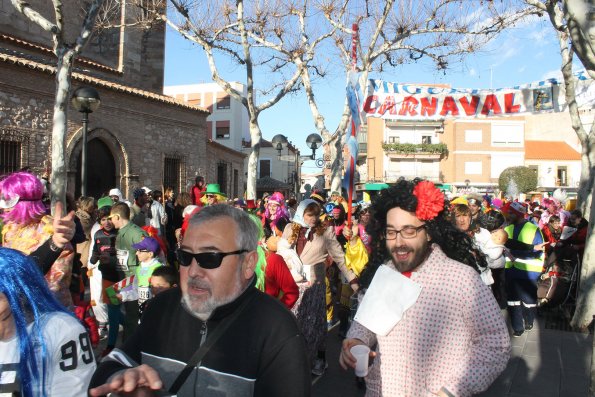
[362,73,595,120]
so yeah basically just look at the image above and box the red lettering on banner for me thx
[398,96,419,116]
[377,96,397,115]
[459,96,480,116]
[481,94,502,115]
[420,97,438,117]
[363,95,378,113]
[504,93,521,113]
[440,96,460,116]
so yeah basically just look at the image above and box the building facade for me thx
[164,82,248,152]
[0,1,227,200]
[360,112,582,193]
[248,138,300,199]
[164,82,301,198]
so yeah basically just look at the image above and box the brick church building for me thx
[0,1,245,200]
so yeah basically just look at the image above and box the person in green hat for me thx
[201,183,227,206]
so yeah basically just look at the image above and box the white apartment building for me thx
[164,81,249,152]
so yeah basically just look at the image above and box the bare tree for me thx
[9,0,104,210]
[524,0,595,330]
[157,0,316,199]
[306,0,536,191]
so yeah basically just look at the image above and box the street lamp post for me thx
[271,134,289,160]
[270,133,323,198]
[71,86,101,197]
[305,133,322,160]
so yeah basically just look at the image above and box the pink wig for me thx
[265,192,289,222]
[0,172,47,224]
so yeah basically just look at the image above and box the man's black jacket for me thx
[90,280,311,396]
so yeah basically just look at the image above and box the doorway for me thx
[75,138,116,199]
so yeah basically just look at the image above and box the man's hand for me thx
[51,201,75,248]
[339,338,371,370]
[88,365,163,396]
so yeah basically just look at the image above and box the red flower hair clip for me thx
[413,181,445,221]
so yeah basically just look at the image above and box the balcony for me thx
[383,172,441,183]
[357,129,368,158]
[382,142,448,159]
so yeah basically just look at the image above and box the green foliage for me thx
[382,142,448,155]
[498,166,538,194]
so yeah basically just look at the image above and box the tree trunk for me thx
[571,197,595,330]
[571,133,595,330]
[576,125,595,218]
[50,49,75,211]
[548,2,595,330]
[246,119,261,199]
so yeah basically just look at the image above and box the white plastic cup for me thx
[350,344,371,377]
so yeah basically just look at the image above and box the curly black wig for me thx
[359,178,487,289]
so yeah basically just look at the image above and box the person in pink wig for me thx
[0,171,75,308]
[262,191,290,238]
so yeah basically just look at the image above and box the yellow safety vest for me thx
[505,222,544,273]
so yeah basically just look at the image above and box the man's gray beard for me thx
[181,267,245,321]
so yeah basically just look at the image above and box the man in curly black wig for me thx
[339,178,510,397]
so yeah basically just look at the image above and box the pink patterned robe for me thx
[348,245,510,397]
[2,215,74,309]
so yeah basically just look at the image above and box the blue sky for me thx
[163,14,569,173]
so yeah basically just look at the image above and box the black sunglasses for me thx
[176,249,249,269]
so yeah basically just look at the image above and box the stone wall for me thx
[0,0,166,93]
[0,60,209,201]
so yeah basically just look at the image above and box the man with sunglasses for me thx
[90,204,310,397]
[339,179,510,397]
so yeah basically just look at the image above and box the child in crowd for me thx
[89,203,120,357]
[140,265,179,316]
[149,265,179,296]
[118,237,164,317]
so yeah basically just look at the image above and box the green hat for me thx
[97,196,113,209]
[204,184,227,198]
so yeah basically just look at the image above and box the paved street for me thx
[312,325,366,397]
[93,309,591,397]
[477,317,592,397]
[314,316,592,397]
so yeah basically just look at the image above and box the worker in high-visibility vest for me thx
[503,201,547,338]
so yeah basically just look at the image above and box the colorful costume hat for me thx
[201,183,227,204]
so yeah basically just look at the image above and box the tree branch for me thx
[10,0,58,34]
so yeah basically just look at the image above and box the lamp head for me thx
[271,134,288,159]
[71,86,101,113]
[306,133,322,160]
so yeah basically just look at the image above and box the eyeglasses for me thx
[176,249,249,269]
[136,249,151,253]
[383,225,426,240]
[206,194,215,199]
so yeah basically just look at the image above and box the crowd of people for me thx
[0,169,589,396]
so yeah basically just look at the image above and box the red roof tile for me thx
[525,140,581,160]
[0,50,209,114]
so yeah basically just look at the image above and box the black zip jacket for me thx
[89,280,311,396]
[89,228,120,282]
